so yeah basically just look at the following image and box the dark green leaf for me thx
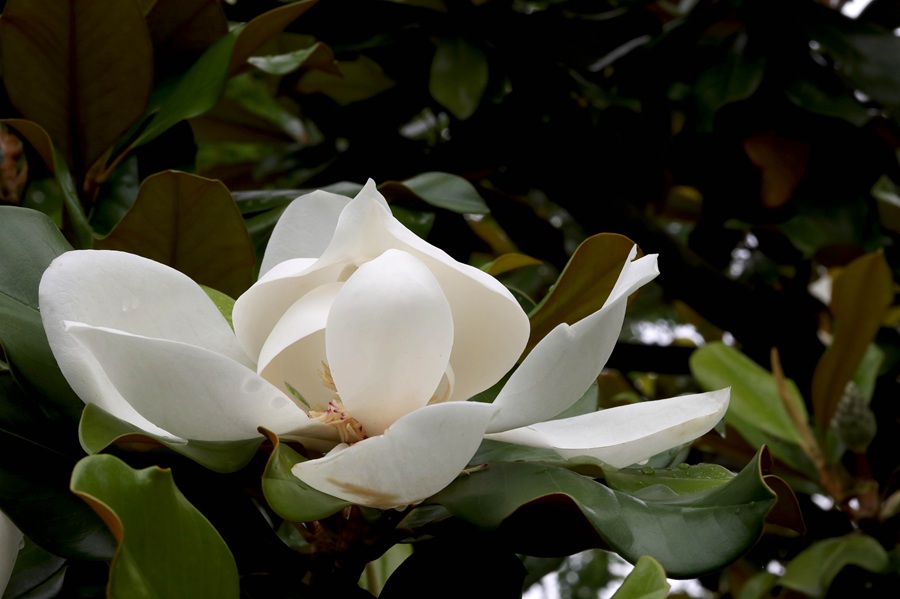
[610,555,669,599]
[780,534,889,597]
[260,430,351,522]
[431,449,778,578]
[380,172,489,215]
[78,403,263,474]
[429,36,489,120]
[605,463,735,496]
[70,454,240,598]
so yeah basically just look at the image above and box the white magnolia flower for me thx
[40,180,728,510]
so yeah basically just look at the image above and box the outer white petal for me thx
[259,190,353,277]
[63,323,337,443]
[291,401,498,509]
[327,250,453,435]
[486,388,730,468]
[39,250,251,437]
[257,282,343,412]
[0,511,22,595]
[486,249,659,433]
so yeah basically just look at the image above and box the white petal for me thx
[0,511,22,595]
[327,250,453,435]
[237,181,529,397]
[257,282,343,411]
[291,401,498,509]
[486,388,730,468]
[63,323,337,443]
[259,190,353,277]
[39,250,250,437]
[486,249,659,433]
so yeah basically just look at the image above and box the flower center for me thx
[309,361,367,444]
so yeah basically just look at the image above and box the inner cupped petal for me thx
[257,282,344,412]
[326,249,454,436]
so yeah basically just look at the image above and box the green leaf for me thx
[527,233,637,356]
[0,0,153,172]
[431,448,778,578]
[227,0,319,75]
[380,172,490,215]
[610,555,670,599]
[260,430,351,522]
[201,286,236,330]
[247,42,337,76]
[0,393,116,561]
[94,171,256,298]
[429,36,489,120]
[812,252,893,430]
[0,207,81,414]
[605,463,735,496]
[690,342,807,445]
[70,454,240,598]
[779,534,889,597]
[2,119,93,248]
[297,55,396,105]
[78,403,263,474]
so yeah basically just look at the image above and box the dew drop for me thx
[640,466,655,475]
[270,395,288,409]
[17,536,25,550]
[242,377,265,393]
[677,463,690,470]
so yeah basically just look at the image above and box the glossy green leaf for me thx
[0,207,81,413]
[260,431,351,522]
[78,403,263,474]
[693,32,764,131]
[429,36,489,120]
[812,252,893,430]
[691,342,806,445]
[0,403,116,561]
[133,30,239,149]
[527,233,637,356]
[610,555,669,599]
[0,0,152,172]
[94,171,255,298]
[482,254,544,277]
[297,55,396,105]
[431,449,778,578]
[605,463,735,496]
[247,42,338,76]
[70,454,240,598]
[780,534,889,597]
[380,172,490,215]
[201,285,236,330]
[227,0,319,75]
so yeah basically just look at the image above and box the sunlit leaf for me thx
[228,0,319,74]
[610,555,669,599]
[429,36,489,120]
[780,534,889,597]
[71,454,240,598]
[0,0,152,173]
[379,172,490,214]
[95,171,256,298]
[812,251,893,429]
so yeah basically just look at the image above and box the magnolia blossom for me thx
[40,180,728,510]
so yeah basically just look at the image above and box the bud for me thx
[831,381,877,452]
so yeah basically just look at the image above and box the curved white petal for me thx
[486,249,659,433]
[39,250,250,437]
[259,190,353,277]
[0,511,22,595]
[238,180,529,401]
[63,323,337,443]
[327,250,453,435]
[291,401,498,509]
[257,282,343,411]
[486,388,730,469]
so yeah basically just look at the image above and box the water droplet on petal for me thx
[242,376,265,393]
[17,536,25,550]
[270,395,288,409]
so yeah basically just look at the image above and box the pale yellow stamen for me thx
[309,399,367,444]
